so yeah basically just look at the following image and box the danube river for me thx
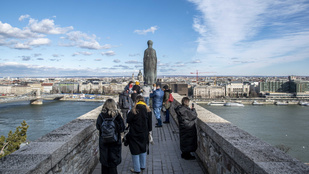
[200,104,309,163]
[0,101,103,141]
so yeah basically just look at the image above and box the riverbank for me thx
[195,98,309,105]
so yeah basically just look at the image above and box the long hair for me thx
[101,98,119,117]
[132,95,151,114]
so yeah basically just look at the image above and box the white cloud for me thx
[188,0,309,75]
[28,18,73,34]
[29,38,50,46]
[101,51,115,56]
[0,21,38,39]
[62,31,109,50]
[125,60,141,64]
[19,14,30,21]
[134,26,158,35]
[14,43,31,50]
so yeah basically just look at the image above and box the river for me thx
[200,104,309,163]
[0,100,103,141]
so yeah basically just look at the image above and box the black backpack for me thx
[100,114,118,143]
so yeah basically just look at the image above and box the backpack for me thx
[120,93,132,109]
[100,114,118,143]
[168,93,174,102]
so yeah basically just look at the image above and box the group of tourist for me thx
[96,81,198,174]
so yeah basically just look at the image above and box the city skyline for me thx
[1,0,309,77]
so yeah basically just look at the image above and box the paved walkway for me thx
[92,111,206,174]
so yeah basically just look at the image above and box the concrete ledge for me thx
[171,93,309,174]
[0,103,103,174]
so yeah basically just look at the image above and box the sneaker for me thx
[155,123,158,126]
[130,168,140,173]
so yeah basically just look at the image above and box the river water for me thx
[0,101,102,141]
[200,104,309,163]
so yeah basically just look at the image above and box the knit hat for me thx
[135,81,140,85]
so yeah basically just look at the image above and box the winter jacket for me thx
[141,85,152,98]
[119,91,133,110]
[150,88,164,108]
[175,105,197,153]
[96,111,125,167]
[132,85,141,94]
[163,89,172,109]
[127,103,152,155]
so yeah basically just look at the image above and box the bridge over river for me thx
[0,92,64,105]
[0,93,308,174]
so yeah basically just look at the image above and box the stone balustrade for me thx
[0,104,103,174]
[170,93,309,174]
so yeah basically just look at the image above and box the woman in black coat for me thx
[175,97,198,160]
[96,99,125,174]
[127,95,152,173]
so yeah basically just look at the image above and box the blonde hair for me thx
[101,98,119,117]
[132,95,151,114]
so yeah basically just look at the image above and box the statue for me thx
[143,40,157,85]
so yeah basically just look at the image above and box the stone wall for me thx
[170,93,309,174]
[0,104,103,174]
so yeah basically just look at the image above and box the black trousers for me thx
[101,164,117,174]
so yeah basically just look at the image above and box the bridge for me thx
[0,93,308,174]
[0,90,64,105]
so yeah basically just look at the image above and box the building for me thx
[137,70,143,82]
[193,85,225,98]
[53,82,79,93]
[225,82,250,97]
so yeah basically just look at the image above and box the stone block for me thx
[0,153,51,174]
[16,142,68,167]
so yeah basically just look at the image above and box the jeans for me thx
[153,107,162,126]
[165,108,170,122]
[132,152,146,172]
[121,109,129,126]
[144,97,149,106]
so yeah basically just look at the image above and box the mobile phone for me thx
[192,103,194,108]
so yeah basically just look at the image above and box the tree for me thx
[0,121,29,158]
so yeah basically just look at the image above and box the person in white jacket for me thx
[141,82,152,106]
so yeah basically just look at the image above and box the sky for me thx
[1,0,309,77]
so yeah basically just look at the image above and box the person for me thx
[162,85,172,124]
[119,90,133,126]
[127,95,152,173]
[131,90,138,104]
[124,81,134,94]
[143,40,157,85]
[96,99,125,174]
[174,97,197,160]
[141,82,151,106]
[150,83,164,127]
[132,81,141,94]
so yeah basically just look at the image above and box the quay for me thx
[0,93,308,173]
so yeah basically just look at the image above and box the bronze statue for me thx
[143,40,157,85]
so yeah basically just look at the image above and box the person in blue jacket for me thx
[150,83,164,127]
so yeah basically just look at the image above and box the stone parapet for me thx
[170,93,309,174]
[0,104,103,174]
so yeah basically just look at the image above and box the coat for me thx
[119,91,133,110]
[175,105,198,153]
[96,111,125,167]
[127,103,152,155]
[163,89,172,109]
[150,88,164,108]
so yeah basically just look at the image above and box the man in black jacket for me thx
[175,97,197,160]
[119,90,133,126]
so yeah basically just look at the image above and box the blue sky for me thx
[1,0,309,77]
